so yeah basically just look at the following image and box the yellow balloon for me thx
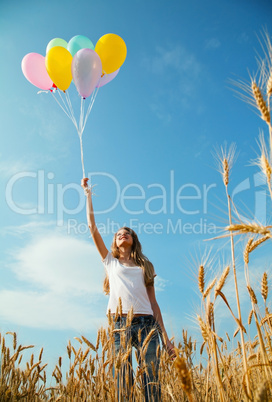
[95,34,127,74]
[45,46,73,91]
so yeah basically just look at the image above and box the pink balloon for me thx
[72,49,102,98]
[96,68,120,88]
[22,53,53,90]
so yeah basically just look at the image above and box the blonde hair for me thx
[103,227,155,295]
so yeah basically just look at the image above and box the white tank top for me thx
[103,252,155,315]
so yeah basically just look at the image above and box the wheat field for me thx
[1,30,272,401]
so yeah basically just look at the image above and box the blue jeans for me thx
[113,315,161,401]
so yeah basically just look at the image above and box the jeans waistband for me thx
[113,315,155,324]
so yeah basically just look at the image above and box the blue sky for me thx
[1,0,272,373]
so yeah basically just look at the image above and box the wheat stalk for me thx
[250,235,270,252]
[261,272,268,302]
[142,328,156,355]
[197,315,210,343]
[212,143,236,188]
[248,309,254,325]
[198,265,205,294]
[203,277,217,299]
[247,286,258,304]
[174,350,194,402]
[254,132,272,198]
[251,81,271,123]
[255,380,268,402]
[207,302,214,328]
[261,152,272,182]
[244,238,253,264]
[223,158,229,186]
[267,70,272,97]
[117,297,123,318]
[81,336,96,352]
[215,266,230,295]
[233,327,240,338]
[226,223,271,236]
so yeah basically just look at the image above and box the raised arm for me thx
[81,178,108,260]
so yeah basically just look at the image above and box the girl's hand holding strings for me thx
[81,177,91,196]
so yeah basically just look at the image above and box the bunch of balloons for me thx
[22,33,127,96]
[21,34,127,176]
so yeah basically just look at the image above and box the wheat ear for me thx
[261,272,268,302]
[223,158,229,186]
[198,265,205,294]
[203,277,217,299]
[244,238,254,264]
[174,350,194,402]
[267,66,272,97]
[250,235,270,252]
[247,286,258,304]
[81,336,96,352]
[248,309,254,325]
[226,223,271,236]
[215,266,230,295]
[252,81,270,123]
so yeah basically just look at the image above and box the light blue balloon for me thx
[67,35,95,57]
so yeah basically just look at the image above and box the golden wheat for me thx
[244,237,253,264]
[203,277,217,299]
[261,153,272,182]
[198,265,205,294]
[226,223,271,236]
[174,350,194,402]
[215,265,230,295]
[81,336,96,352]
[247,285,258,304]
[0,30,272,402]
[251,81,271,123]
[250,235,270,252]
[267,69,272,97]
[248,309,254,325]
[261,272,268,302]
[223,158,229,186]
[197,315,210,342]
[255,380,268,402]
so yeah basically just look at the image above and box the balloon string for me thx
[79,87,101,177]
[78,97,86,178]
[79,133,85,178]
[51,90,80,132]
[50,85,101,179]
[85,87,99,125]
[57,90,71,117]
[65,91,78,130]
[83,86,100,131]
[51,91,74,122]
[79,97,85,137]
[56,90,76,127]
[83,90,95,129]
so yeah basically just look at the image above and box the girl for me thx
[81,178,174,401]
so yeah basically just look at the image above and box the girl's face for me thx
[115,228,133,248]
